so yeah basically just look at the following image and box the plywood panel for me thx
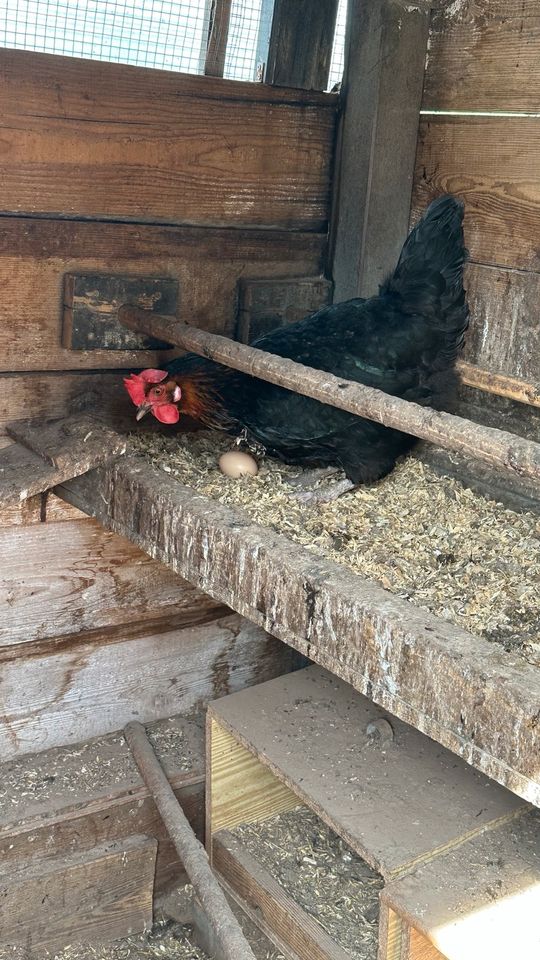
[463,263,540,382]
[0,518,225,648]
[0,614,294,760]
[0,218,325,372]
[0,50,336,229]
[413,116,540,271]
[424,1,540,112]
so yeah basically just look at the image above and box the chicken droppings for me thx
[232,806,383,960]
[130,431,540,666]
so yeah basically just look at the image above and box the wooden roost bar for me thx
[0,0,539,957]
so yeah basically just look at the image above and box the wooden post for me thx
[205,0,232,78]
[266,0,341,90]
[331,0,430,300]
[118,305,540,485]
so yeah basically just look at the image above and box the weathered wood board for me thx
[413,116,540,272]
[424,0,540,112]
[0,218,325,372]
[0,517,226,648]
[58,458,540,804]
[1,714,205,894]
[0,371,128,435]
[0,50,336,229]
[266,0,340,91]
[236,276,332,344]
[214,832,351,960]
[0,835,156,955]
[0,612,296,761]
[208,667,526,879]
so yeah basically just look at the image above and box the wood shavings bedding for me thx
[0,921,208,960]
[130,431,540,666]
[232,806,383,960]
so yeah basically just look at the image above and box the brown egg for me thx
[219,450,259,478]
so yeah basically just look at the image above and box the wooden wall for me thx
[413,0,540,388]
[0,49,334,759]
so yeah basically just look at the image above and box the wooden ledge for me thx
[58,456,540,805]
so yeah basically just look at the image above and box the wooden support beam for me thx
[205,0,232,77]
[266,0,341,90]
[118,305,540,486]
[331,0,430,299]
[124,720,257,960]
[457,360,540,409]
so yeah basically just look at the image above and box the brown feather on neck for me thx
[175,368,237,431]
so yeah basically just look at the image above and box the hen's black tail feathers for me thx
[380,194,468,330]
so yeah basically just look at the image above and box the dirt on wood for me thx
[0,920,208,960]
[130,431,540,666]
[232,806,383,960]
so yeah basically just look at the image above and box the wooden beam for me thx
[58,458,540,804]
[205,0,233,78]
[331,0,430,300]
[118,305,540,486]
[457,361,540,409]
[266,0,341,90]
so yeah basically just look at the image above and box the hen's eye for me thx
[154,387,162,396]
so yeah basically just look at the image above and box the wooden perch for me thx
[457,360,540,409]
[124,721,257,960]
[119,305,540,484]
[0,415,127,508]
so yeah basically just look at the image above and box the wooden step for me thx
[0,834,156,956]
[207,666,526,880]
[380,810,540,960]
[0,713,205,894]
[206,666,533,960]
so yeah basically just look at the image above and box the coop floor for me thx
[229,806,383,960]
[130,430,540,666]
[0,921,208,960]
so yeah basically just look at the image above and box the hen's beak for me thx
[136,403,151,421]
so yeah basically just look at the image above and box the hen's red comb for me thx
[123,369,167,407]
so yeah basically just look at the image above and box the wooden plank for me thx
[0,418,126,508]
[0,517,226,648]
[0,218,326,372]
[331,0,429,300]
[236,276,332,344]
[423,1,540,112]
[0,51,336,230]
[8,413,126,471]
[214,831,351,960]
[379,906,408,960]
[205,0,232,77]
[462,263,540,384]
[412,116,540,272]
[58,459,540,805]
[0,613,296,761]
[0,835,156,954]
[119,305,540,485]
[0,372,127,434]
[208,667,525,880]
[382,811,540,960]
[0,714,204,894]
[207,719,298,839]
[266,0,340,91]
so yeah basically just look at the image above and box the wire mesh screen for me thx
[0,0,346,86]
[328,0,347,90]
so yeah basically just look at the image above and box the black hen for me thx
[128,195,469,494]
